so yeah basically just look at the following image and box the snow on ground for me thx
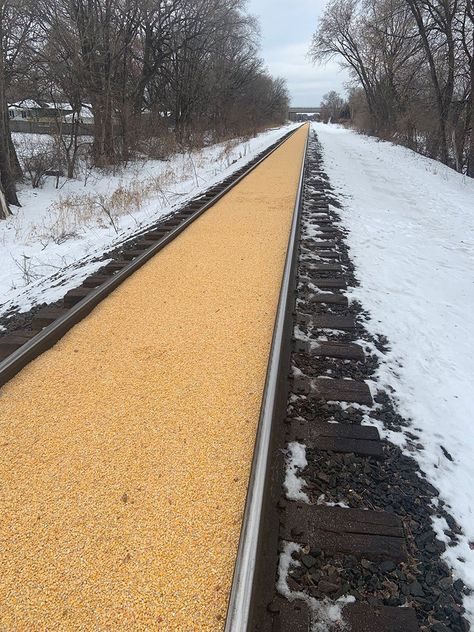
[313,122,474,617]
[283,441,310,502]
[0,124,298,317]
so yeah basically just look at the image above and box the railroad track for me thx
[0,125,462,630]
[0,125,300,386]
[225,130,424,631]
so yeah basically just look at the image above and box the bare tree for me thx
[4,0,289,201]
[320,90,345,121]
[463,0,474,175]
[311,0,473,175]
[0,0,26,217]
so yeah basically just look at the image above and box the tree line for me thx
[311,0,474,177]
[0,0,289,218]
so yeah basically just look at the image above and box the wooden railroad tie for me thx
[300,263,343,273]
[271,600,419,632]
[306,293,348,306]
[103,261,128,273]
[312,231,341,240]
[282,505,407,562]
[293,376,373,406]
[311,277,347,290]
[82,275,111,288]
[0,331,36,361]
[63,286,93,307]
[309,240,337,249]
[311,314,355,329]
[293,339,364,362]
[311,250,340,259]
[146,230,169,239]
[32,307,69,330]
[310,218,333,225]
[303,421,383,459]
[313,225,338,232]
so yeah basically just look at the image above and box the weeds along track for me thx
[0,125,308,630]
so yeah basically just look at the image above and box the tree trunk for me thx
[406,0,452,166]
[468,40,474,177]
[0,7,20,217]
[9,135,22,179]
[91,93,116,167]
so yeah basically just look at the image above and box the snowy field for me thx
[313,122,474,616]
[0,124,298,320]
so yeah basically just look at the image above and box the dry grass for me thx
[26,167,176,243]
[14,130,262,246]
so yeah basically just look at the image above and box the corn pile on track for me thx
[0,124,308,631]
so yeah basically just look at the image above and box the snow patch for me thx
[283,441,310,503]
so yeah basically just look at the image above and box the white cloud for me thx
[263,42,350,106]
[247,0,351,105]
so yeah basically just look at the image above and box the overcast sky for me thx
[247,0,350,106]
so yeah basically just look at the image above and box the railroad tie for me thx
[0,332,36,361]
[312,230,340,239]
[271,600,419,632]
[293,376,373,406]
[145,230,169,240]
[306,293,348,306]
[32,307,69,330]
[122,249,148,261]
[103,260,128,273]
[300,263,343,273]
[310,218,332,225]
[82,274,112,288]
[311,250,340,259]
[311,240,337,250]
[134,239,163,249]
[293,339,365,362]
[270,600,309,632]
[311,314,355,329]
[63,286,93,307]
[282,505,407,562]
[289,421,384,460]
[312,277,347,290]
[312,231,340,240]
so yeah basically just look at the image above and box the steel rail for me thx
[0,125,303,388]
[224,127,309,631]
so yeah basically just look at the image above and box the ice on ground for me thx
[283,441,310,503]
[313,121,474,620]
[0,124,298,317]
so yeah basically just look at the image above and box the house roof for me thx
[9,99,40,109]
[64,106,94,121]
